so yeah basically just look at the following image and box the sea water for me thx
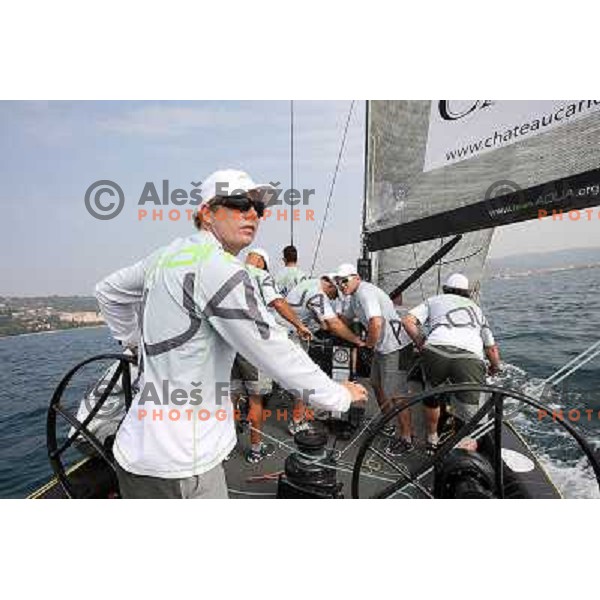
[0,266,598,498]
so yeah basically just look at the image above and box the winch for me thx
[277,426,343,498]
[433,449,496,499]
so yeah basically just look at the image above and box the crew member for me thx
[335,263,415,455]
[231,247,312,463]
[402,273,501,454]
[275,245,307,297]
[96,169,367,498]
[285,275,365,434]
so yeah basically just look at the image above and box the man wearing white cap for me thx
[335,263,415,454]
[231,247,312,463]
[402,272,501,454]
[96,169,367,498]
[285,274,365,434]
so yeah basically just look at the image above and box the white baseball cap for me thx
[335,263,358,279]
[445,273,470,290]
[248,247,270,271]
[198,169,274,207]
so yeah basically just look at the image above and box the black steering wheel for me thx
[351,383,600,499]
[46,353,135,498]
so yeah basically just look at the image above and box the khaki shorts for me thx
[370,347,412,399]
[116,462,229,499]
[230,353,272,396]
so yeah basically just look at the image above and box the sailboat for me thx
[31,100,600,499]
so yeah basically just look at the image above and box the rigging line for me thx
[539,340,600,387]
[440,244,487,266]
[411,244,426,302]
[436,237,444,295]
[290,100,294,247]
[240,341,600,493]
[309,100,356,277]
[381,244,488,278]
[337,411,381,457]
[544,346,600,388]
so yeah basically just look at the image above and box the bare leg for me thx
[393,396,412,440]
[374,385,392,414]
[425,405,440,437]
[248,394,263,446]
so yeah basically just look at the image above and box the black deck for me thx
[31,378,561,499]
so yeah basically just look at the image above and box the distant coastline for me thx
[0,295,104,339]
[0,323,107,340]
[487,261,600,281]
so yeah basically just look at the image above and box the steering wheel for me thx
[46,353,135,498]
[351,383,600,499]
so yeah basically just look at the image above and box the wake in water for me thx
[491,363,600,498]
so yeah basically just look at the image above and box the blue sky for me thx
[1,101,599,296]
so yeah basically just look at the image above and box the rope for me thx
[309,101,356,276]
[412,245,426,302]
[245,422,398,486]
[436,238,444,294]
[228,488,277,497]
[234,340,600,498]
[539,340,600,389]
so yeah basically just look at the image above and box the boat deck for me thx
[31,379,561,499]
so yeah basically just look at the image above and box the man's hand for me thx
[341,381,368,404]
[296,323,313,342]
[488,362,501,376]
[402,315,425,351]
[485,345,501,376]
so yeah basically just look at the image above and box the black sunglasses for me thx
[337,276,354,287]
[211,195,266,218]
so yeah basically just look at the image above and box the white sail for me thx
[365,100,600,306]
[366,101,493,305]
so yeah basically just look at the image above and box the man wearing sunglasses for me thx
[285,274,365,434]
[95,169,367,498]
[335,263,414,455]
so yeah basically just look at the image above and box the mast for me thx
[361,100,370,260]
[290,99,294,247]
[358,100,372,282]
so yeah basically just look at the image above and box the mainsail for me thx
[364,100,600,306]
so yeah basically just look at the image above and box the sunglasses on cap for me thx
[210,195,267,218]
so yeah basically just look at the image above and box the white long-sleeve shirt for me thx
[95,230,351,478]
